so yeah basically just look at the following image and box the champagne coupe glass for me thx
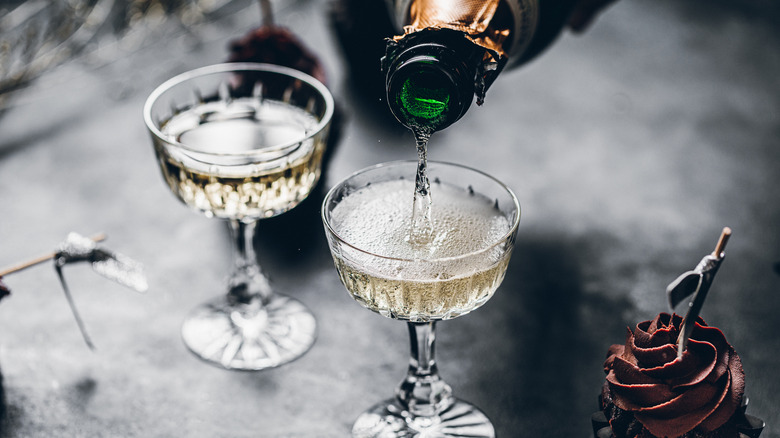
[144,63,333,370]
[322,161,520,437]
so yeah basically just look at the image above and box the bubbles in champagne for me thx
[155,97,325,219]
[329,177,512,320]
[333,180,508,257]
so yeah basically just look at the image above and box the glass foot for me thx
[352,398,495,438]
[181,293,316,370]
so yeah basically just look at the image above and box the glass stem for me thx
[227,219,272,305]
[396,321,453,417]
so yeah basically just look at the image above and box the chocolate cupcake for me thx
[592,313,764,438]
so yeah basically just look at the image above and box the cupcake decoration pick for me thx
[591,228,765,438]
[593,227,765,438]
[666,227,731,358]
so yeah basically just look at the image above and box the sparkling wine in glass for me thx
[144,63,334,370]
[322,160,520,437]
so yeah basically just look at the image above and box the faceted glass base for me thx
[352,398,495,438]
[181,294,316,371]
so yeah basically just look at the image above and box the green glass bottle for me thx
[383,29,482,132]
[382,0,578,132]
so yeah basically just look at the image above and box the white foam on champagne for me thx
[331,179,509,279]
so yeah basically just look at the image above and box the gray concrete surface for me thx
[0,0,778,436]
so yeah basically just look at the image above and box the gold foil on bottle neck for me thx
[408,0,500,34]
[396,0,511,60]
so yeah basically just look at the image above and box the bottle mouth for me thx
[385,44,474,131]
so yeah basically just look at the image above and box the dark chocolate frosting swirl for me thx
[603,313,745,437]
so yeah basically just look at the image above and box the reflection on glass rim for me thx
[143,62,334,158]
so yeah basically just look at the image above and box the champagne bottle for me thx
[382,0,578,131]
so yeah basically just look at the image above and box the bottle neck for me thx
[382,0,544,132]
[383,29,484,132]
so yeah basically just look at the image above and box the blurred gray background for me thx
[1,0,778,436]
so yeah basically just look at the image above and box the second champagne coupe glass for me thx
[322,161,520,437]
[144,63,333,370]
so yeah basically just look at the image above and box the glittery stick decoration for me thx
[0,232,148,349]
[55,232,148,349]
[666,227,731,358]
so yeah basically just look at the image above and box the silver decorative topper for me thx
[55,232,148,293]
[0,232,148,350]
[666,227,731,358]
[53,232,148,349]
